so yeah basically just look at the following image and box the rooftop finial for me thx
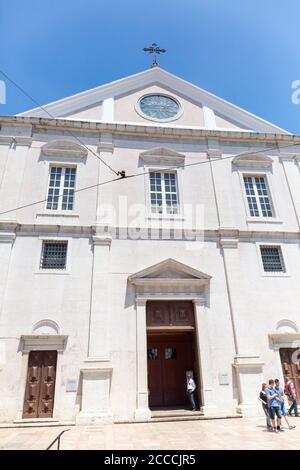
[143,43,166,68]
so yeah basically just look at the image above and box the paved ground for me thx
[0,416,300,450]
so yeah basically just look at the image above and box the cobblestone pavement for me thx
[0,417,299,450]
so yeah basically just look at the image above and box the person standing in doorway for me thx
[274,379,295,430]
[285,377,299,417]
[258,383,272,431]
[266,379,282,432]
[186,371,197,411]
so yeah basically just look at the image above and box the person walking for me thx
[274,379,295,430]
[186,371,197,411]
[258,383,272,431]
[266,379,282,432]
[285,377,299,417]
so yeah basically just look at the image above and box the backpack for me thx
[285,382,291,397]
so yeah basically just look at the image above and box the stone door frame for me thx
[128,258,212,421]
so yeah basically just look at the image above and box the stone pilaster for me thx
[193,299,218,415]
[279,153,300,228]
[134,298,151,422]
[221,234,264,416]
[87,235,112,360]
[207,145,236,229]
[96,133,115,229]
[0,231,15,322]
[77,234,113,425]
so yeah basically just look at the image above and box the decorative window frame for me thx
[35,236,72,275]
[135,93,183,123]
[143,165,184,220]
[237,169,282,224]
[139,147,185,220]
[255,242,290,277]
[38,139,88,218]
[43,163,78,214]
[233,152,282,224]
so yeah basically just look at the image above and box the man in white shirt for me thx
[186,371,197,411]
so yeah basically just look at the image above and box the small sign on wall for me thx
[218,373,230,385]
[66,379,78,392]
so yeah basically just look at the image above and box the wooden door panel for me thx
[147,301,195,328]
[23,352,42,418]
[169,302,195,327]
[163,345,180,406]
[147,343,163,407]
[147,333,194,408]
[280,348,300,401]
[23,351,57,419]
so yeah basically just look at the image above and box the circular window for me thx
[138,94,181,122]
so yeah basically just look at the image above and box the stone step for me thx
[151,414,242,423]
[0,420,74,429]
[151,410,204,419]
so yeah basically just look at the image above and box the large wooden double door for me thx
[146,301,197,409]
[147,333,194,408]
[22,350,57,419]
[280,348,300,400]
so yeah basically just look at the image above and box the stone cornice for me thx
[0,222,299,241]
[0,135,32,146]
[92,235,112,246]
[0,115,298,144]
[0,231,16,243]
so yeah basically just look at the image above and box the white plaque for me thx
[219,373,230,385]
[66,379,78,392]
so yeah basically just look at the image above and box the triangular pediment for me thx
[41,139,88,158]
[129,258,211,285]
[18,67,289,134]
[139,147,185,164]
[232,152,273,168]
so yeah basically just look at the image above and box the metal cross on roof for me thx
[143,43,166,68]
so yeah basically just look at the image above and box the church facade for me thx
[0,67,300,425]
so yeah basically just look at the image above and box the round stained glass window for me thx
[138,94,180,121]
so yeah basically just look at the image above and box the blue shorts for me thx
[269,406,281,420]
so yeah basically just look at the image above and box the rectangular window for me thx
[40,241,68,270]
[260,246,285,272]
[149,172,179,214]
[47,167,76,211]
[243,175,273,217]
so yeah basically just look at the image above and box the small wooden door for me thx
[280,348,300,400]
[22,350,57,419]
[147,333,194,408]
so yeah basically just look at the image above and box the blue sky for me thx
[1,0,300,133]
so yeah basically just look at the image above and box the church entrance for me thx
[146,301,200,409]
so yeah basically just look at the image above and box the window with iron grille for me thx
[46,167,76,211]
[40,241,68,270]
[260,246,285,272]
[149,171,179,214]
[243,175,273,217]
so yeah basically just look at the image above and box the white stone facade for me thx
[0,68,300,424]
